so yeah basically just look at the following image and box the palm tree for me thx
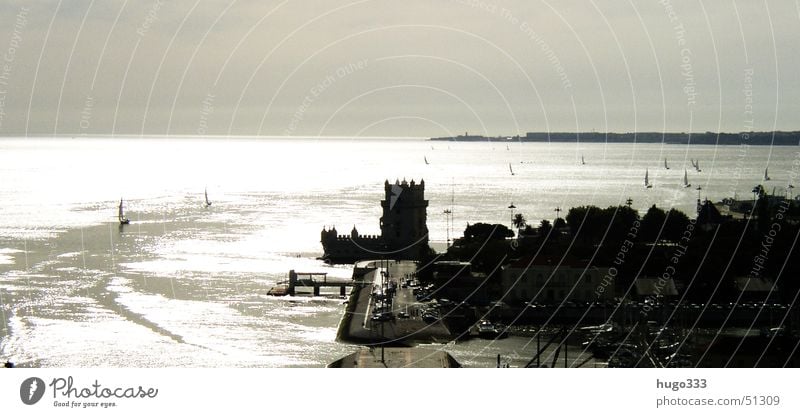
[539,219,553,236]
[512,213,527,231]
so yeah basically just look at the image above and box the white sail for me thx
[424,156,429,165]
[581,155,585,165]
[204,188,211,206]
[764,167,770,181]
[509,163,515,175]
[118,198,129,224]
[645,169,651,188]
[664,158,669,169]
[683,169,691,188]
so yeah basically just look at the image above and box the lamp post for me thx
[508,203,516,231]
[443,209,452,249]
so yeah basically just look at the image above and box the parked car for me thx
[371,311,392,322]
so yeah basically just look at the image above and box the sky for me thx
[0,0,797,138]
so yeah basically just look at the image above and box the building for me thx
[320,179,430,264]
[632,277,678,301]
[501,256,613,304]
[430,261,492,304]
[733,276,778,302]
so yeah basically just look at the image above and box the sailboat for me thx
[118,198,130,225]
[764,167,770,181]
[683,169,691,188]
[424,156,429,165]
[204,187,212,207]
[581,155,586,165]
[694,159,701,172]
[664,158,670,169]
[644,169,652,188]
[509,163,515,176]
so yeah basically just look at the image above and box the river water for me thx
[0,137,795,367]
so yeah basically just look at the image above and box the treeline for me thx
[439,200,800,303]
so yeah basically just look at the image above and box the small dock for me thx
[268,270,353,296]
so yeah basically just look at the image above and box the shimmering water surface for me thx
[0,137,795,367]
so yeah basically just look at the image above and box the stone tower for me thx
[380,179,429,258]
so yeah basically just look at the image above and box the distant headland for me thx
[430,131,800,146]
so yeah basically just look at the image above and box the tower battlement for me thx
[320,179,430,264]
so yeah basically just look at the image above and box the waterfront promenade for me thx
[338,260,451,345]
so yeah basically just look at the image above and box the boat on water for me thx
[509,163,515,176]
[581,155,585,165]
[118,198,130,225]
[664,158,670,169]
[692,159,702,172]
[267,284,290,296]
[764,167,771,181]
[204,187,212,207]
[683,169,691,188]
[644,169,652,188]
[424,156,429,165]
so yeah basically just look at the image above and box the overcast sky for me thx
[0,0,797,137]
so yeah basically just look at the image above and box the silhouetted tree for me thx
[539,219,552,236]
[512,213,527,231]
[640,204,667,243]
[463,223,514,240]
[663,208,691,242]
[565,205,603,240]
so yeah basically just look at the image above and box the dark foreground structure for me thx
[328,347,461,368]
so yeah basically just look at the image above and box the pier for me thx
[267,270,353,296]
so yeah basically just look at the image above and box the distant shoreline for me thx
[431,131,800,146]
